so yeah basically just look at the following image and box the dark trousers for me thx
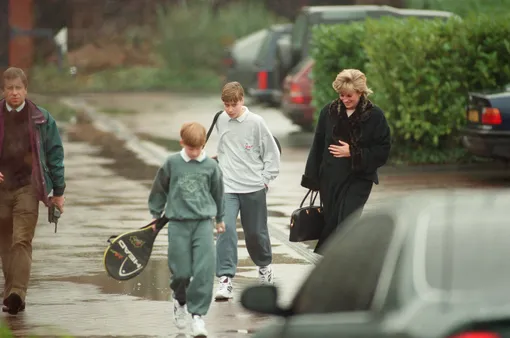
[316,177,373,253]
[0,184,39,302]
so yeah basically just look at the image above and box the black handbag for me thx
[289,189,325,242]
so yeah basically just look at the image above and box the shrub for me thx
[311,22,367,121]
[406,0,510,18]
[311,14,510,163]
[156,1,285,89]
[363,14,510,163]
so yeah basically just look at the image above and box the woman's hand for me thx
[329,140,351,158]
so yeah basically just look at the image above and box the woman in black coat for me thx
[301,69,391,254]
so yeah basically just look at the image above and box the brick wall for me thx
[9,0,34,71]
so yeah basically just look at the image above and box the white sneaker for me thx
[191,315,208,337]
[214,276,233,300]
[258,265,274,284]
[173,297,188,330]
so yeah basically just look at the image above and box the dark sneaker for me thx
[2,302,25,313]
[4,293,24,315]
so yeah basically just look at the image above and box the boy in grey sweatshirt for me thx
[214,82,281,300]
[148,122,225,337]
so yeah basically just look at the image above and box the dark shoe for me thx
[2,302,25,313]
[3,293,24,315]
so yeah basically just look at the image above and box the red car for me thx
[281,58,315,131]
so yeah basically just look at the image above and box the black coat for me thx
[301,96,391,189]
[300,96,391,253]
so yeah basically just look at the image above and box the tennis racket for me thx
[103,216,169,281]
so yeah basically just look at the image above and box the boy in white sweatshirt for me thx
[213,81,281,300]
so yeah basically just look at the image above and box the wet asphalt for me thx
[1,92,509,337]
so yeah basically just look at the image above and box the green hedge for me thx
[156,1,285,88]
[311,14,510,164]
[406,0,510,18]
[311,22,367,121]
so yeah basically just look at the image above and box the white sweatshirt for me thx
[215,107,280,194]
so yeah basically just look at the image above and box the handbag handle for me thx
[299,189,321,208]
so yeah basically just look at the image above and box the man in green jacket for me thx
[0,67,66,315]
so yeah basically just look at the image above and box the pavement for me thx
[1,138,313,338]
[1,91,508,337]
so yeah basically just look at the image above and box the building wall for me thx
[0,0,9,71]
[9,0,34,71]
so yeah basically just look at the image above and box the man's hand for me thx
[0,172,3,184]
[51,195,65,213]
[328,140,351,158]
[216,222,225,233]
[151,218,158,232]
[211,155,218,160]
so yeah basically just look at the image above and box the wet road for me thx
[1,140,313,337]
[1,91,509,337]
[69,92,510,218]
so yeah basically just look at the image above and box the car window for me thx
[424,207,510,292]
[292,213,396,314]
[255,31,274,66]
[233,29,268,60]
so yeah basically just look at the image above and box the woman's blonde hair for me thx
[332,69,373,97]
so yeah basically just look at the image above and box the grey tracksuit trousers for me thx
[215,188,272,278]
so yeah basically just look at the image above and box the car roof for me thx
[384,188,510,211]
[367,188,510,233]
[270,23,293,32]
[302,5,454,17]
[303,5,398,13]
[398,8,454,17]
[470,91,510,100]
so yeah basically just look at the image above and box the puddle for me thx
[238,253,308,266]
[48,259,263,302]
[267,210,286,217]
[66,123,160,182]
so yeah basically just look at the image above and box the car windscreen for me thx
[232,29,268,59]
[255,30,277,68]
[424,207,510,292]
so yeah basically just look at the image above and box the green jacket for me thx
[0,99,66,206]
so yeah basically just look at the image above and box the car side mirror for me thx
[241,285,291,317]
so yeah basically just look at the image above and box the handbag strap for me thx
[300,190,322,208]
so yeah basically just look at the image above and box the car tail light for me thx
[223,57,234,67]
[481,107,502,125]
[257,71,268,90]
[290,83,305,104]
[449,332,500,338]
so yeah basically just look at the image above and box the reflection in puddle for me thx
[48,259,265,302]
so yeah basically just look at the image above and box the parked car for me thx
[246,23,293,106]
[277,5,455,130]
[241,189,510,338]
[275,5,455,93]
[223,28,269,91]
[224,24,292,101]
[461,89,510,161]
[281,58,314,131]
